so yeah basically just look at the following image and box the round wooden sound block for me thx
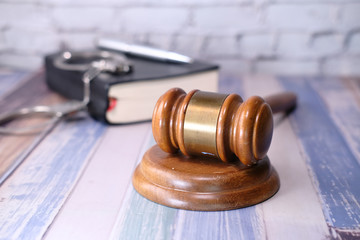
[132,145,280,211]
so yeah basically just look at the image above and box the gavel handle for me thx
[264,92,297,114]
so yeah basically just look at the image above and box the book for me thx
[45,53,219,124]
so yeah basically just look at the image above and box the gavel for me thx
[152,88,296,165]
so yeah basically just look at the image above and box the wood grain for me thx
[44,123,152,240]
[0,70,66,184]
[0,117,105,239]
[311,77,360,238]
[133,145,279,211]
[0,70,107,239]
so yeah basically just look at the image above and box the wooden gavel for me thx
[152,88,296,166]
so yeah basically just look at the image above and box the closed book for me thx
[45,53,219,124]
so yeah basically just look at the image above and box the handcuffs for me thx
[0,51,132,134]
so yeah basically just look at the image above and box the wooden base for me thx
[132,145,280,211]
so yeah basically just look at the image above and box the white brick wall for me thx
[277,33,311,59]
[266,4,338,31]
[0,3,52,31]
[172,34,205,57]
[205,36,240,57]
[256,59,319,75]
[0,0,359,76]
[323,57,360,76]
[194,7,262,33]
[341,3,360,30]
[121,8,189,33]
[52,7,117,32]
[241,34,275,58]
[311,33,343,57]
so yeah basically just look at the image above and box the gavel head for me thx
[152,88,273,166]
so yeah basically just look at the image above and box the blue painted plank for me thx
[113,136,178,240]
[116,188,263,240]
[116,190,178,240]
[279,76,360,229]
[0,117,106,240]
[173,207,263,240]
[312,77,360,165]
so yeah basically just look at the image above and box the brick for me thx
[341,3,360,30]
[47,0,206,7]
[3,0,41,2]
[147,33,173,50]
[204,36,240,57]
[0,3,52,30]
[0,53,42,70]
[121,8,189,33]
[4,28,60,54]
[240,34,275,58]
[52,7,116,31]
[171,34,205,58]
[255,59,319,75]
[348,32,360,54]
[311,33,343,56]
[277,33,343,59]
[323,57,360,76]
[47,0,112,6]
[277,33,311,58]
[216,58,253,76]
[109,32,149,44]
[194,7,262,33]
[153,0,250,6]
[59,32,97,50]
[267,4,337,31]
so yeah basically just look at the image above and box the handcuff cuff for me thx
[0,51,132,134]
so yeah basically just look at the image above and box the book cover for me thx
[45,52,219,124]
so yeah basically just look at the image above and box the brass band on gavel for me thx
[183,91,229,158]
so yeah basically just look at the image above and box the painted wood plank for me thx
[114,187,265,240]
[44,123,152,240]
[112,190,178,240]
[0,118,60,184]
[15,73,356,239]
[309,77,360,238]
[109,135,181,240]
[243,75,330,240]
[0,116,106,239]
[0,70,65,185]
[173,207,265,240]
[313,77,360,164]
[279,77,360,235]
[0,70,42,183]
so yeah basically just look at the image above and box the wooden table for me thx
[0,69,359,240]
